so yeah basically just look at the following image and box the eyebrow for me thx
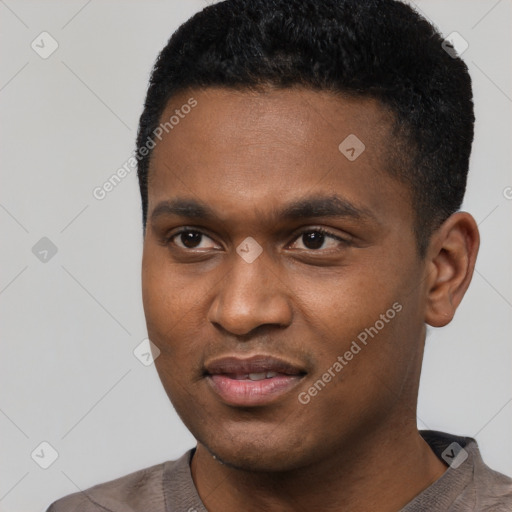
[150,195,375,224]
[151,198,216,222]
[280,195,374,221]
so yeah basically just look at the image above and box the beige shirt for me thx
[46,431,512,511]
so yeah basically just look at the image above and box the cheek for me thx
[297,264,419,393]
[295,264,401,337]
[142,256,189,368]
[142,249,196,328]
[141,252,216,379]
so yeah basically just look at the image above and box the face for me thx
[142,87,430,472]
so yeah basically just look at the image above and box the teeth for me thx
[246,371,279,380]
[224,372,281,380]
[248,372,267,381]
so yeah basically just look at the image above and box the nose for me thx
[207,251,293,337]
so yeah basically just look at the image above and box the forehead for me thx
[146,87,411,227]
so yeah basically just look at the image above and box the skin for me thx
[141,87,480,512]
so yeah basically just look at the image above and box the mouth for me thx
[204,355,307,407]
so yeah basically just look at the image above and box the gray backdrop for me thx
[1,1,511,510]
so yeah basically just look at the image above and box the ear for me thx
[424,212,480,327]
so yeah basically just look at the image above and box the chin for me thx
[209,446,300,473]
[196,425,315,473]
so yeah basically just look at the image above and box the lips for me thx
[204,355,306,407]
[205,355,305,377]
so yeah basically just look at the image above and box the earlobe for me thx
[424,212,480,328]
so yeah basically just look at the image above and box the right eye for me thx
[166,229,220,250]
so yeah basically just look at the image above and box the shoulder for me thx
[472,454,512,511]
[406,431,512,512]
[45,456,187,512]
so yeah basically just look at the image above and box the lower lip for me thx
[207,374,303,406]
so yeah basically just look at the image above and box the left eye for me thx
[289,229,346,250]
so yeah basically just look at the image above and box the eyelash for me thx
[162,226,349,251]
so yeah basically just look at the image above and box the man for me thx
[47,0,512,510]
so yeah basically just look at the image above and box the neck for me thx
[190,422,447,512]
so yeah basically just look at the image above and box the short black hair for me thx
[136,0,474,255]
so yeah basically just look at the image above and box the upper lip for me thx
[204,355,307,376]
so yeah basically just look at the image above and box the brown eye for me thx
[180,231,202,248]
[301,231,326,250]
[170,229,218,250]
[290,228,347,251]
